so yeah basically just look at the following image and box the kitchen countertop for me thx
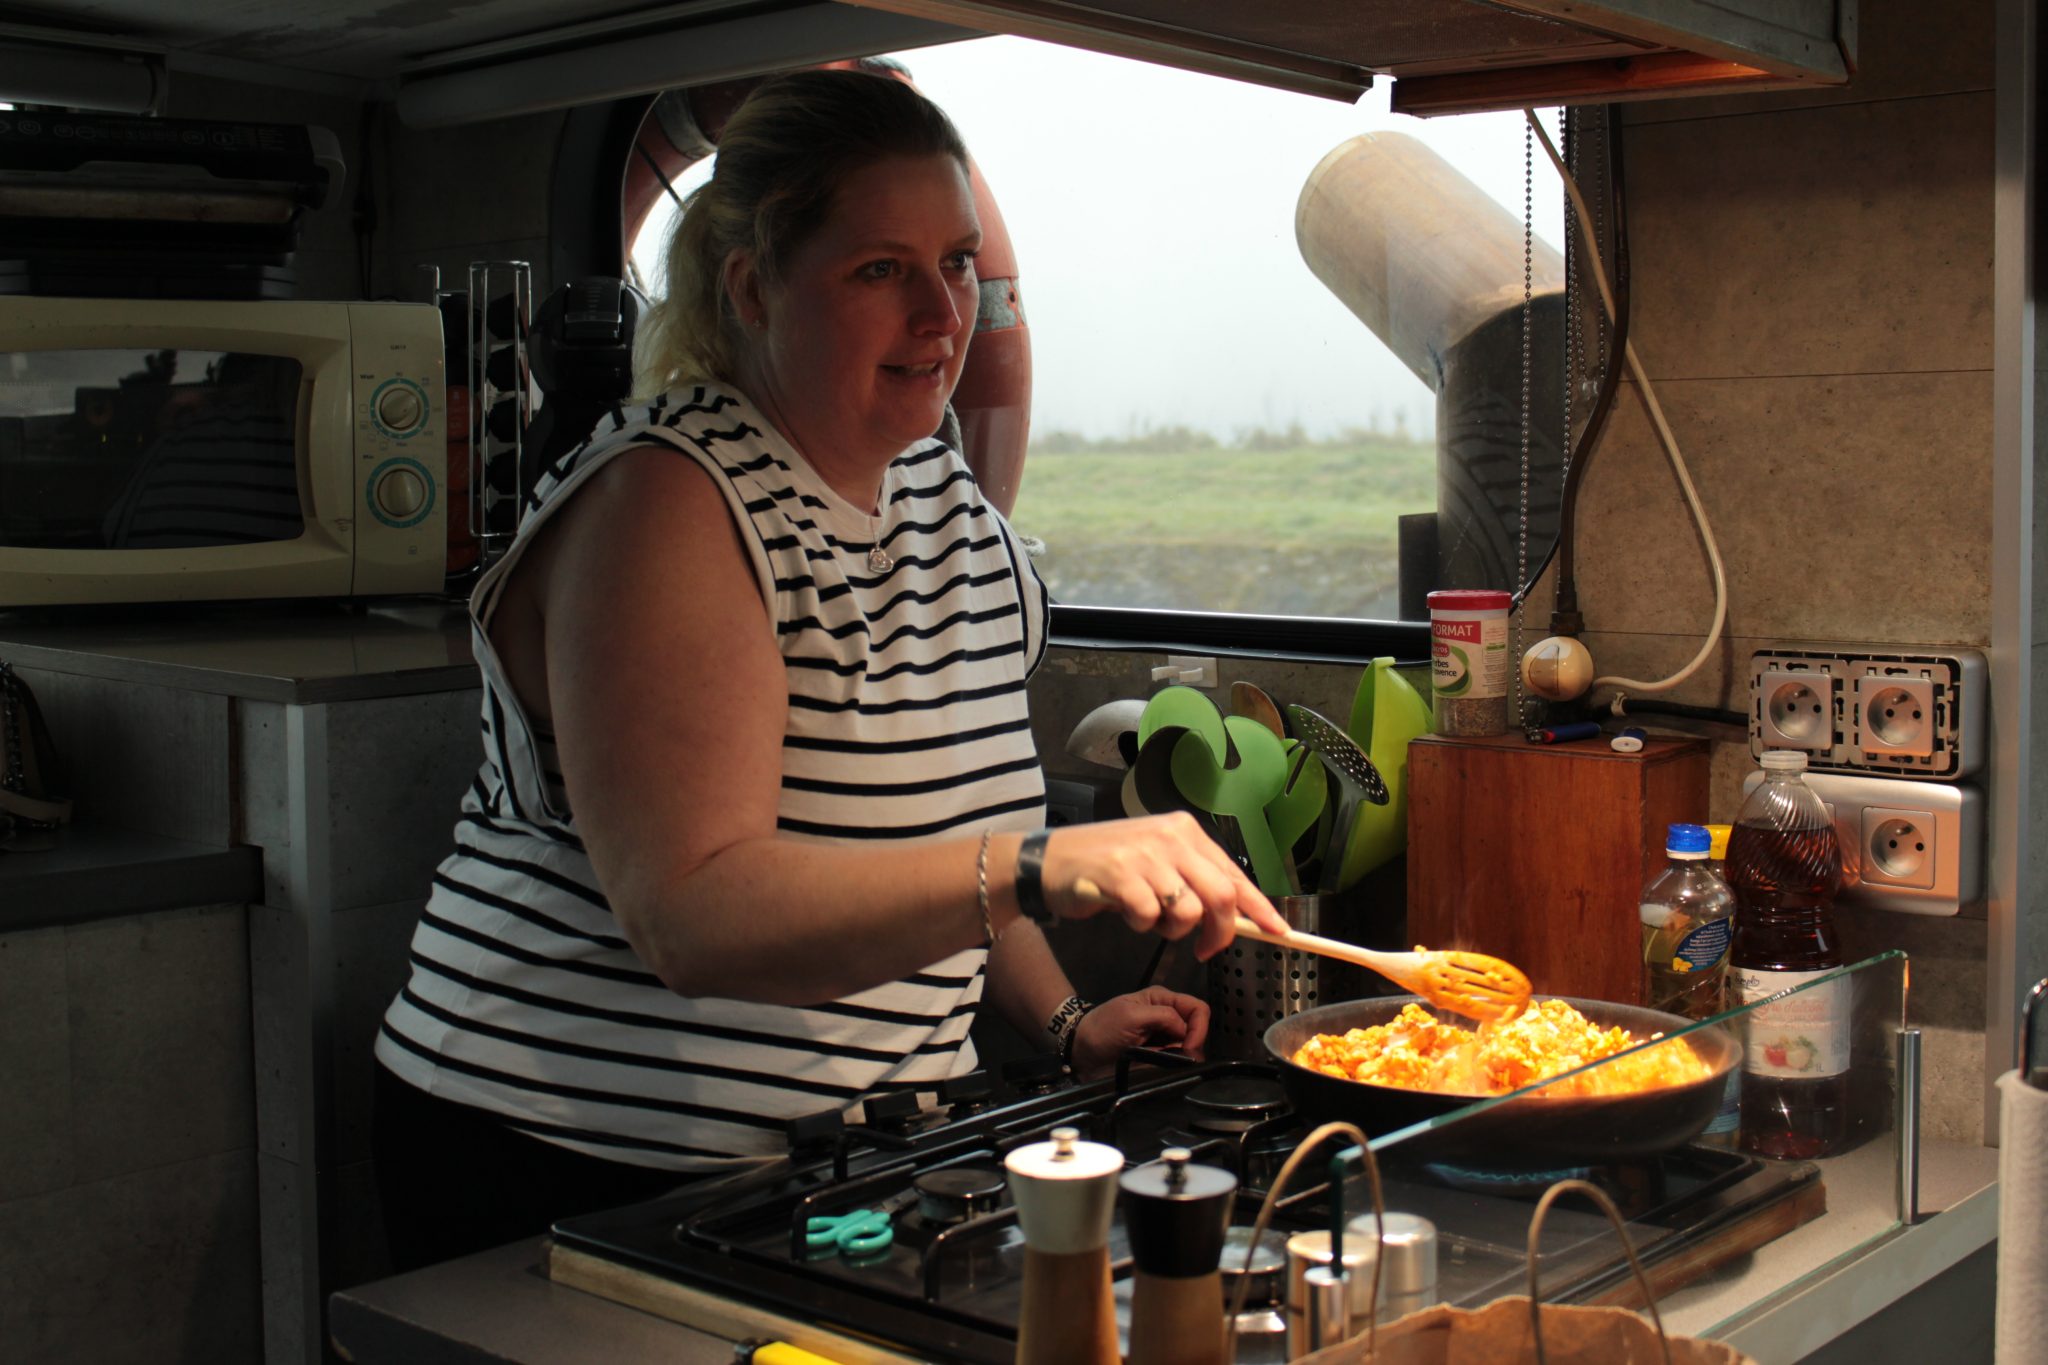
[0,822,262,931]
[327,1140,2001,1365]
[0,598,479,704]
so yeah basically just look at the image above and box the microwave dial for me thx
[378,386,425,432]
[368,457,435,528]
[370,377,431,438]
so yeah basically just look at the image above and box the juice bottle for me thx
[1640,823,1735,1019]
[1704,823,1732,878]
[1725,750,1848,1159]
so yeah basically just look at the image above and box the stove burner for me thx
[1186,1077,1289,1133]
[1419,1162,1598,1196]
[911,1165,1006,1224]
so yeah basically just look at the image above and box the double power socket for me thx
[1745,645,1984,916]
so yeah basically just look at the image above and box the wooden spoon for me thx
[1067,875,1530,1024]
[1232,916,1533,1024]
[1229,680,1286,739]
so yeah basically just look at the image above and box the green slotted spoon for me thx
[1170,713,1291,895]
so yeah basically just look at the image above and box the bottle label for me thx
[1733,967,1850,1079]
[1669,919,1730,975]
[1431,615,1507,699]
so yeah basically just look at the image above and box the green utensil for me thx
[1170,714,1291,895]
[1138,685,1227,757]
[1335,656,1434,890]
[1132,686,1232,848]
[1264,740,1329,895]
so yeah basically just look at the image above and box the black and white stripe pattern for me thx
[376,384,1049,1170]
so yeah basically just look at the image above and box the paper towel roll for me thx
[1997,1070,2048,1363]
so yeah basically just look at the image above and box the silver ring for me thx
[1158,885,1185,914]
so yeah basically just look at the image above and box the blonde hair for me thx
[634,68,969,398]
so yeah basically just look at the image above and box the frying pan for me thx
[1263,995,1741,1170]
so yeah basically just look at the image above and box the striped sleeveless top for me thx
[374,383,1050,1170]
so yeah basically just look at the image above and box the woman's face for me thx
[736,153,982,477]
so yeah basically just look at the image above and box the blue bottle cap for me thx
[1666,823,1712,855]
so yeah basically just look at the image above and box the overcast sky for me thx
[632,35,1564,443]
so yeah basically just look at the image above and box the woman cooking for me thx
[371,67,1285,1270]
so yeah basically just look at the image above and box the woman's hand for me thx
[1069,987,1210,1079]
[1037,813,1287,961]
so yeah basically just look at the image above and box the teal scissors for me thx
[805,1188,917,1257]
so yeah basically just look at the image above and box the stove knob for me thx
[939,1069,994,1114]
[862,1090,922,1132]
[784,1109,844,1152]
[1002,1054,1067,1096]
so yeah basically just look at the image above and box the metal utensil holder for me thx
[1208,895,1362,1060]
[468,259,533,571]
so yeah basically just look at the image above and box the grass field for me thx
[1008,436,1435,616]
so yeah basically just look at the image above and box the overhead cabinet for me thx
[839,0,1858,113]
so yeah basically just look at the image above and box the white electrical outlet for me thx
[1862,806,1936,889]
[1749,645,1984,778]
[1739,770,1980,915]
[1856,675,1936,758]
[1756,665,1836,751]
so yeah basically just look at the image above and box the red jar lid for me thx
[1426,589,1512,611]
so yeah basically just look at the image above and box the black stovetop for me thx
[548,1054,1817,1364]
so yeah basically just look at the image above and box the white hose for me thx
[1525,110,1728,705]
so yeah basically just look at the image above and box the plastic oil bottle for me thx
[1640,823,1735,1019]
[1725,750,1848,1159]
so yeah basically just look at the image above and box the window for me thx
[628,38,1561,623]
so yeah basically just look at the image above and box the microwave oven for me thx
[0,296,467,608]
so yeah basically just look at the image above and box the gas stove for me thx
[546,1052,1821,1363]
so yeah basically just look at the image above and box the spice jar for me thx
[1426,589,1512,736]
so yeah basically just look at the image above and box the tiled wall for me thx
[376,111,564,304]
[234,686,484,1361]
[0,904,262,1365]
[2,660,481,1364]
[1554,0,1996,1140]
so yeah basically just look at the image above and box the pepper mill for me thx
[1004,1126,1123,1365]
[1120,1147,1238,1365]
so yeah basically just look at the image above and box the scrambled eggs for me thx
[1289,999,1713,1098]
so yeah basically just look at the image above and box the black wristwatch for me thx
[1014,828,1055,924]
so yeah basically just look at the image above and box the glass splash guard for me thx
[1308,951,1912,1344]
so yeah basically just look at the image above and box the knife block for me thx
[1405,732,1709,1004]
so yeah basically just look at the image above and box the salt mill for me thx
[1003,1126,1123,1365]
[1119,1146,1238,1365]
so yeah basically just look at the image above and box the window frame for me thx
[1049,604,1427,667]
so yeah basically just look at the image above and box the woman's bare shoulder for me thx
[528,443,735,586]
[488,441,757,725]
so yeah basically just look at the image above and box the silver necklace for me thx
[866,511,893,574]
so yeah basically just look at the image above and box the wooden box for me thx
[1405,732,1710,1004]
